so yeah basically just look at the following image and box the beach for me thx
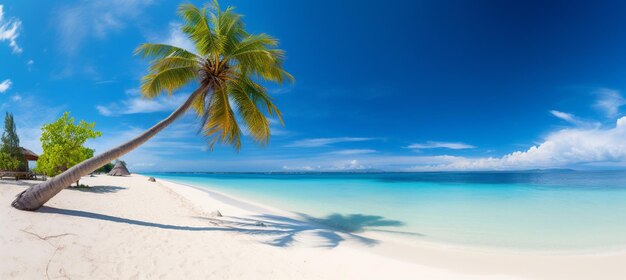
[1,174,625,279]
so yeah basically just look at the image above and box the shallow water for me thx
[143,171,626,252]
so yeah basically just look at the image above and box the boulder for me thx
[148,177,156,182]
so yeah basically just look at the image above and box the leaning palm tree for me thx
[12,1,292,210]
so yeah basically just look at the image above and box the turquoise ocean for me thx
[143,171,626,252]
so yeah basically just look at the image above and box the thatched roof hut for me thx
[108,161,130,176]
[20,147,38,161]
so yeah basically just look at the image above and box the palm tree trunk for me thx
[11,86,206,211]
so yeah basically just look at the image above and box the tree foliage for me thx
[36,112,102,176]
[0,112,24,171]
[95,162,115,174]
[0,151,21,171]
[134,0,292,150]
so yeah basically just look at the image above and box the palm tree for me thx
[12,1,292,211]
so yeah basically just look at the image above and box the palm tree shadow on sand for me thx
[214,213,422,248]
[37,206,419,249]
[0,180,39,188]
[65,186,127,194]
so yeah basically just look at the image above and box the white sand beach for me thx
[1,174,625,279]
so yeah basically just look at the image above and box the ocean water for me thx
[143,171,626,252]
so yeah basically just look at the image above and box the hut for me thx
[20,147,39,161]
[0,147,39,179]
[108,161,130,176]
[19,147,38,172]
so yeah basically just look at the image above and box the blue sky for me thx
[2,0,626,172]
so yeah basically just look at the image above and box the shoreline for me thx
[1,174,625,279]
[150,174,626,257]
[144,174,626,280]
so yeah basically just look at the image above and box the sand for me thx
[1,174,624,279]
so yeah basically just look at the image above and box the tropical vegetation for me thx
[35,112,101,180]
[0,112,25,171]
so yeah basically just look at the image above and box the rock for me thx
[148,177,156,182]
[210,210,223,217]
[254,221,266,227]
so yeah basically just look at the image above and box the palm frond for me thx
[141,66,199,98]
[178,3,216,56]
[227,35,293,83]
[227,78,272,143]
[238,77,283,124]
[149,56,199,73]
[200,86,241,150]
[135,43,200,60]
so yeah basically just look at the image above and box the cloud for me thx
[11,94,21,101]
[594,89,625,118]
[407,141,475,150]
[286,137,374,148]
[550,110,576,123]
[283,159,370,171]
[549,110,596,127]
[0,79,11,93]
[87,116,208,170]
[96,89,189,116]
[55,0,153,54]
[95,105,114,116]
[0,94,66,155]
[328,149,377,155]
[143,21,195,55]
[0,5,22,53]
[413,116,626,171]
[336,159,369,170]
[163,22,195,52]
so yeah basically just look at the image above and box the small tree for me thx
[36,112,102,186]
[0,151,21,171]
[0,112,25,171]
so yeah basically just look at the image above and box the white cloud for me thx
[0,79,11,93]
[163,22,195,52]
[124,94,189,114]
[11,94,21,101]
[95,105,114,117]
[328,149,377,155]
[286,137,374,148]
[88,116,207,170]
[0,5,22,53]
[0,95,66,155]
[282,159,369,171]
[549,110,596,127]
[550,110,576,123]
[96,89,189,116]
[55,0,153,54]
[407,141,475,150]
[413,116,626,171]
[594,89,625,118]
[282,165,318,171]
[339,159,368,170]
[143,21,195,55]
